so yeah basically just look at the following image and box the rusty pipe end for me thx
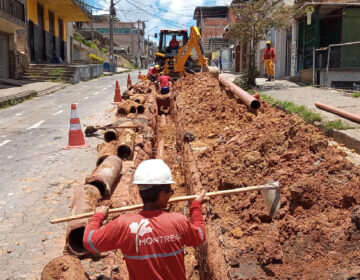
[130,106,137,114]
[117,145,132,160]
[137,105,145,114]
[104,130,117,143]
[87,180,108,197]
[66,227,89,256]
[250,99,261,110]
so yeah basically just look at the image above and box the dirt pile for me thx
[41,256,89,280]
[173,72,360,279]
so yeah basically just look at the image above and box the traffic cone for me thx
[113,80,122,103]
[127,74,132,88]
[138,71,142,81]
[65,104,89,150]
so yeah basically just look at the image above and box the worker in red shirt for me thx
[83,159,207,280]
[169,35,179,49]
[261,41,276,81]
[147,65,160,82]
[157,72,172,94]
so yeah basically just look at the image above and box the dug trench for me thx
[43,73,360,279]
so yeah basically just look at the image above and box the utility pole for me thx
[109,0,115,64]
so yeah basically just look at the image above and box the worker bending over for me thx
[83,159,207,280]
[261,41,276,81]
[157,72,172,94]
[147,65,160,82]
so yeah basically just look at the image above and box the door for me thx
[0,32,9,79]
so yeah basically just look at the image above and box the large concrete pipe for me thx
[130,95,146,104]
[116,128,136,160]
[86,155,123,197]
[104,128,118,143]
[218,76,261,110]
[117,100,137,115]
[96,141,116,166]
[65,185,101,257]
[315,102,360,124]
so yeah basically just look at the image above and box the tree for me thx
[229,0,297,87]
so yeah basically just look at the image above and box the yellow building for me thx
[26,0,89,63]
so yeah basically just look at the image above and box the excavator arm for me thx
[174,26,208,73]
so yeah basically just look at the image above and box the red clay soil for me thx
[173,72,360,279]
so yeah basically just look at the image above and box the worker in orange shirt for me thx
[169,35,179,50]
[147,65,160,82]
[261,41,276,81]
[157,72,172,94]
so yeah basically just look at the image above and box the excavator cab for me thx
[158,30,188,58]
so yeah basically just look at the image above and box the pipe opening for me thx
[137,105,145,114]
[118,145,132,160]
[96,155,107,167]
[118,108,126,115]
[135,99,141,104]
[88,180,106,197]
[130,106,137,114]
[68,227,87,254]
[250,100,261,110]
[104,131,117,142]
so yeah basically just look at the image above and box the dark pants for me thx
[147,74,157,82]
[161,87,170,94]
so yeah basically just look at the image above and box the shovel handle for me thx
[50,184,279,224]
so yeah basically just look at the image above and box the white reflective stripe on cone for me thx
[71,109,79,119]
[70,123,82,130]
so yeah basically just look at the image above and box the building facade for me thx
[0,0,26,79]
[82,15,145,65]
[26,0,89,64]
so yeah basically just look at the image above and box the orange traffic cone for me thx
[138,71,142,81]
[65,104,89,149]
[127,74,132,88]
[113,80,122,103]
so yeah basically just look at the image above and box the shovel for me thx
[50,181,280,224]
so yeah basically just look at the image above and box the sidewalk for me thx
[0,80,66,107]
[220,73,360,153]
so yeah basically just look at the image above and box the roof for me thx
[193,6,229,20]
[37,0,90,21]
[295,2,360,20]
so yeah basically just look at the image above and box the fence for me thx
[313,41,360,87]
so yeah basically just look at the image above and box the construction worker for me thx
[261,41,276,81]
[169,35,179,49]
[157,72,172,94]
[147,65,160,82]
[83,159,207,280]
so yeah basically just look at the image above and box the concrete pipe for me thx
[130,95,146,104]
[86,155,122,197]
[137,104,145,114]
[161,114,167,126]
[117,128,136,160]
[117,100,137,115]
[104,128,118,143]
[156,139,165,159]
[65,184,101,257]
[218,76,261,110]
[315,102,360,124]
[96,142,116,166]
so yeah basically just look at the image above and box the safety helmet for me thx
[155,65,160,70]
[266,40,271,45]
[133,159,175,185]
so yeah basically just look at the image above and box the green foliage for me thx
[323,120,354,131]
[101,48,108,54]
[73,33,98,50]
[89,53,104,64]
[260,94,322,123]
[352,92,360,98]
[0,95,35,110]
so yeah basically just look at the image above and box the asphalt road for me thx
[0,70,139,280]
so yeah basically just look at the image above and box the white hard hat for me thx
[133,159,175,185]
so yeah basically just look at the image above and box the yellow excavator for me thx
[154,26,214,78]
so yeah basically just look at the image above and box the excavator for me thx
[154,26,215,78]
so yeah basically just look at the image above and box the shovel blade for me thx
[261,181,280,218]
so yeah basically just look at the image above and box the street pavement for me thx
[0,70,139,280]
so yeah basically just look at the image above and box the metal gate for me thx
[0,32,9,79]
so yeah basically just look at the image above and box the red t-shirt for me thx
[169,39,179,49]
[158,75,171,88]
[83,201,205,280]
[264,47,276,60]
[148,67,159,76]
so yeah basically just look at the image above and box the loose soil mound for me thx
[41,256,89,280]
[174,72,360,279]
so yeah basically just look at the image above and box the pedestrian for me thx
[83,159,207,280]
[218,56,223,73]
[261,41,276,81]
[157,72,172,94]
[147,65,160,82]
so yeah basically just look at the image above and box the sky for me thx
[85,0,232,40]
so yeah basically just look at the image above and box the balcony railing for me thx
[0,0,25,23]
